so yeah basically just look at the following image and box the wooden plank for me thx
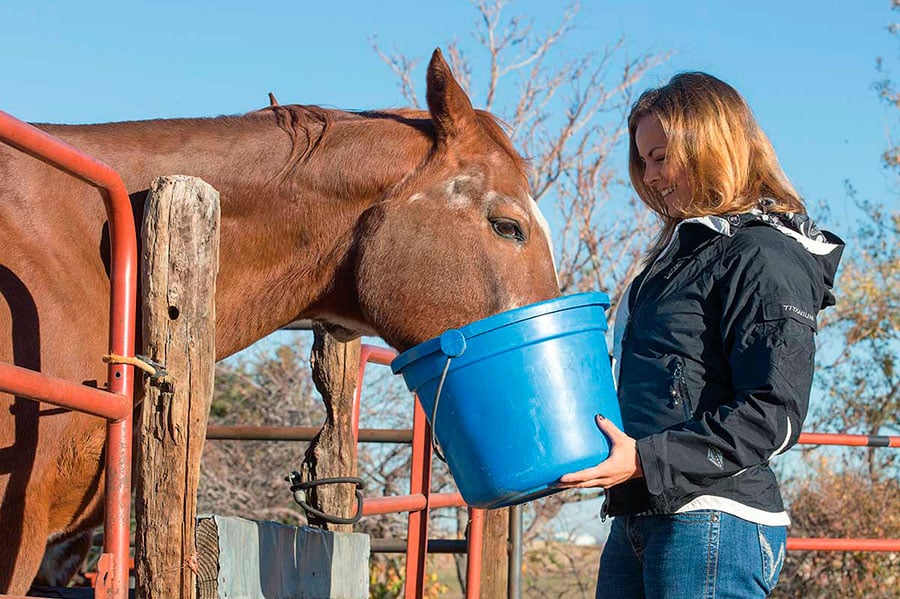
[135,175,220,599]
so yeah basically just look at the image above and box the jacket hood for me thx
[686,210,845,309]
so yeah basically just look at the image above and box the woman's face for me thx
[634,114,693,218]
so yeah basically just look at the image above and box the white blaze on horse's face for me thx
[356,174,561,349]
[352,47,561,350]
[528,194,557,282]
[492,192,559,310]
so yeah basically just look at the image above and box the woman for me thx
[560,72,844,597]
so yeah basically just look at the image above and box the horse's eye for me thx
[491,218,526,242]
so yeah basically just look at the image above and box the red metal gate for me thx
[0,110,137,599]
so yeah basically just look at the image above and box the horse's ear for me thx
[268,92,279,107]
[426,48,477,141]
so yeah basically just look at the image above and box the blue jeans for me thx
[595,511,786,598]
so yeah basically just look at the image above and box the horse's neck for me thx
[50,111,432,357]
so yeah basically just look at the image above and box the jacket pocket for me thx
[667,356,693,421]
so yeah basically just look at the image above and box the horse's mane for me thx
[261,104,334,173]
[252,104,527,176]
[37,103,527,190]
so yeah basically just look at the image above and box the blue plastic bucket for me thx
[390,291,622,509]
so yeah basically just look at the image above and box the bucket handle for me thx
[429,330,467,463]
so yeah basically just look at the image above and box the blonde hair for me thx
[628,72,805,258]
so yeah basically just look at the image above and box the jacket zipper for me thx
[669,358,692,419]
[623,219,731,345]
[600,490,610,522]
[669,359,683,408]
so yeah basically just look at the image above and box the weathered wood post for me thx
[302,324,361,531]
[481,510,509,597]
[135,175,220,599]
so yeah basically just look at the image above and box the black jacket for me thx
[607,212,844,519]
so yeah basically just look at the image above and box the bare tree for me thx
[198,338,454,597]
[776,204,900,597]
[805,2,900,479]
[814,198,899,476]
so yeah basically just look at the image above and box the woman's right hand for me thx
[558,414,643,489]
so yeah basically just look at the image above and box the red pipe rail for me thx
[797,432,900,448]
[207,428,900,451]
[0,110,137,599]
[353,344,482,599]
[207,424,413,443]
[787,538,900,552]
[790,432,900,552]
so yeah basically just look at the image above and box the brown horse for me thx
[0,49,560,593]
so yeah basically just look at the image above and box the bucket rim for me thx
[390,290,610,374]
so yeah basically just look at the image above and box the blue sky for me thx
[1,0,897,221]
[4,0,891,542]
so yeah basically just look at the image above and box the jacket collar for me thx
[681,210,845,309]
[682,211,843,257]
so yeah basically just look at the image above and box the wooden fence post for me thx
[481,509,509,597]
[135,175,220,599]
[302,324,361,532]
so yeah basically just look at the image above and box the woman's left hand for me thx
[558,414,644,489]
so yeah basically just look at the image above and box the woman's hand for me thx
[558,414,644,489]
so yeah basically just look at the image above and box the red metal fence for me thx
[0,110,137,599]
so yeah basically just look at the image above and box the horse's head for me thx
[353,49,560,350]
